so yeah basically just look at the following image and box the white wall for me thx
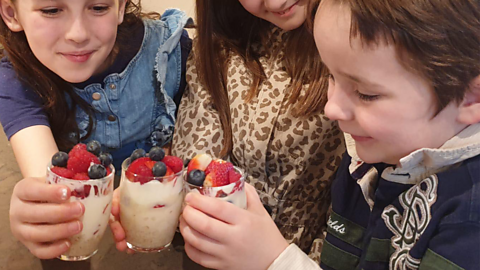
[142,0,195,18]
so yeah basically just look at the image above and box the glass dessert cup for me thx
[184,167,247,209]
[119,158,185,253]
[46,164,114,261]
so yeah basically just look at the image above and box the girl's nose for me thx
[324,84,354,122]
[65,16,89,44]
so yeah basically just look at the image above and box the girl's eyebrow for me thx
[338,71,384,88]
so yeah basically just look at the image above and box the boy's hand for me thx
[109,188,135,254]
[179,183,289,270]
[9,177,84,259]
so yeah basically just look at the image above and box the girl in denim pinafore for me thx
[75,9,191,170]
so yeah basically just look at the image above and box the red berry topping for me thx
[67,150,100,174]
[228,169,242,184]
[162,155,184,173]
[73,173,90,180]
[204,162,232,187]
[205,159,232,175]
[51,166,75,179]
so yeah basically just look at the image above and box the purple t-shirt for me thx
[0,59,50,139]
[0,26,190,140]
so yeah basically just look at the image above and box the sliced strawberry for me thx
[145,160,157,170]
[162,156,184,173]
[206,159,233,175]
[126,157,151,181]
[73,173,90,180]
[51,166,75,179]
[153,204,165,209]
[136,164,154,184]
[228,169,242,184]
[203,162,232,187]
[106,167,112,176]
[187,154,213,173]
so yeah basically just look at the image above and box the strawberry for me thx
[165,166,174,177]
[126,157,151,181]
[136,164,154,184]
[67,150,100,174]
[203,162,232,187]
[73,173,90,180]
[51,166,75,179]
[162,155,184,173]
[228,169,242,184]
[187,154,213,173]
[205,159,232,175]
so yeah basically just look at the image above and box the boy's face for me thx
[314,1,468,165]
[239,0,307,31]
[6,0,126,83]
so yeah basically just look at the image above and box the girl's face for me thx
[239,0,307,31]
[4,0,126,83]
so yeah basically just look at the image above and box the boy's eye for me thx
[355,90,379,102]
[327,73,335,83]
[91,5,110,13]
[41,8,61,16]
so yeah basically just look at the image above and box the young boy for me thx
[305,0,479,269]
[176,1,479,270]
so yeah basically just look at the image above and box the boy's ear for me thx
[0,0,23,32]
[457,75,480,125]
[117,0,127,25]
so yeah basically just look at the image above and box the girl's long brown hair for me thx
[0,0,152,151]
[195,0,328,157]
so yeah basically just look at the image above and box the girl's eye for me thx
[327,73,335,83]
[91,5,110,13]
[41,8,61,16]
[355,90,380,102]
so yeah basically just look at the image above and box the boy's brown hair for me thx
[335,0,480,113]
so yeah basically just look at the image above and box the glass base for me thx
[126,241,171,253]
[57,249,97,261]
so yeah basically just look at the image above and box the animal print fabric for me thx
[172,28,345,263]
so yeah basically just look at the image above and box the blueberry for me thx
[130,149,146,162]
[187,169,206,186]
[184,158,191,167]
[86,140,101,156]
[152,162,167,177]
[149,147,165,161]
[99,152,113,167]
[52,151,69,167]
[88,164,107,179]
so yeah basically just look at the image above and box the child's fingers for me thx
[184,192,244,224]
[20,221,82,243]
[184,242,222,270]
[111,190,120,218]
[181,204,231,242]
[14,177,70,203]
[109,216,126,243]
[16,201,84,224]
[244,183,266,213]
[179,215,223,256]
[26,240,71,260]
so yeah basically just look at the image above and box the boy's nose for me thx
[65,16,89,44]
[324,85,354,122]
[264,0,289,11]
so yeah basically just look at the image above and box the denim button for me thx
[92,92,101,100]
[108,115,117,121]
[109,84,116,90]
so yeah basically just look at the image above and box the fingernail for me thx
[68,221,81,233]
[73,203,83,216]
[64,241,71,249]
[185,193,192,203]
[60,188,68,200]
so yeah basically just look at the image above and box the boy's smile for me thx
[313,0,468,165]
[5,0,126,83]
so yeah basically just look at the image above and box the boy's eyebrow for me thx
[338,71,384,88]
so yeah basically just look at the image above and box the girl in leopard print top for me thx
[172,0,345,269]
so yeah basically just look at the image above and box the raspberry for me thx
[228,169,242,184]
[162,156,184,173]
[51,166,75,179]
[73,173,90,180]
[69,143,87,158]
[204,162,232,187]
[67,150,100,174]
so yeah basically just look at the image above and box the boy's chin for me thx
[356,148,397,165]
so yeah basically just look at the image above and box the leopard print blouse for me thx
[172,28,345,263]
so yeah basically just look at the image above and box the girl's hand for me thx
[9,177,84,259]
[180,183,289,270]
[109,188,135,254]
